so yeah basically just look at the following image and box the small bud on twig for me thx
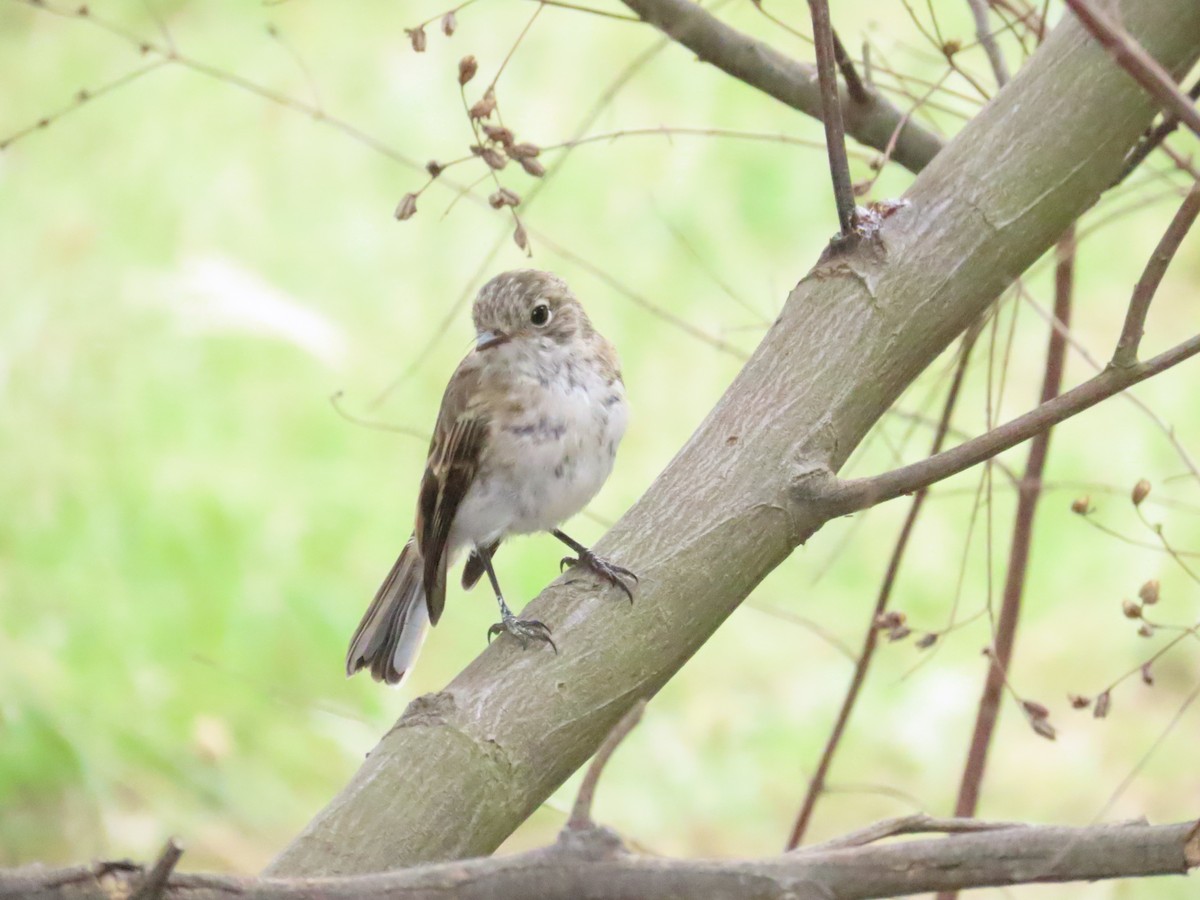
[1068,694,1091,710]
[1093,690,1111,719]
[1121,599,1142,619]
[458,55,478,85]
[394,192,418,221]
[915,632,937,649]
[1070,496,1091,515]
[1141,662,1154,686]
[1131,478,1151,507]
[441,11,457,36]
[1137,622,1155,638]
[513,222,528,251]
[426,160,444,178]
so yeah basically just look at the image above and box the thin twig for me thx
[807,0,858,243]
[802,813,1026,852]
[1117,77,1200,185]
[1065,0,1200,139]
[129,838,184,900]
[1113,182,1200,367]
[566,699,648,831]
[944,227,1075,872]
[822,332,1200,517]
[831,28,870,104]
[966,0,1010,86]
[785,325,982,849]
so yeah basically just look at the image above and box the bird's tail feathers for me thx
[345,537,430,686]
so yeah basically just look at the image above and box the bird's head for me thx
[471,269,591,350]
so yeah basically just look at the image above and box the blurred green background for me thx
[2,1,1199,895]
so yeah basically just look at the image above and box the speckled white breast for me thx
[449,338,627,549]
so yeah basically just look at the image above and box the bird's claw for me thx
[560,550,638,604]
[487,612,558,654]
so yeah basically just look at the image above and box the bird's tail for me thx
[345,536,430,686]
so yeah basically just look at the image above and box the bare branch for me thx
[786,325,982,850]
[966,0,1011,86]
[822,332,1200,518]
[5,819,1198,899]
[943,226,1076,884]
[807,0,859,242]
[130,838,184,900]
[566,699,647,832]
[617,0,945,173]
[1113,182,1200,367]
[831,29,870,105]
[1066,0,1200,139]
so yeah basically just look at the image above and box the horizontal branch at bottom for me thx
[5,816,1198,900]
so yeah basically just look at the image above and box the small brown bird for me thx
[346,270,635,684]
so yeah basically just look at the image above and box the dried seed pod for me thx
[1137,623,1155,638]
[513,222,528,251]
[487,187,520,208]
[509,142,540,159]
[1131,478,1151,507]
[1121,599,1142,619]
[887,625,911,642]
[1141,662,1154,686]
[874,610,905,630]
[479,146,506,170]
[1093,690,1111,719]
[1022,700,1050,720]
[519,157,546,178]
[406,26,427,52]
[915,633,937,650]
[426,160,444,177]
[1137,579,1160,605]
[441,11,457,35]
[469,87,497,120]
[1030,717,1056,741]
[1068,694,1091,709]
[1070,496,1091,515]
[458,55,478,85]
[394,192,418,221]
[483,124,514,146]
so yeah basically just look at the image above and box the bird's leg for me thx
[482,548,556,653]
[552,529,637,603]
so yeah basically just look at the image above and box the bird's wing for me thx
[415,354,489,625]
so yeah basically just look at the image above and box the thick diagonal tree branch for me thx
[268,0,1200,876]
[616,0,945,174]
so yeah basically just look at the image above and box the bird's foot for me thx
[487,608,557,654]
[560,548,638,603]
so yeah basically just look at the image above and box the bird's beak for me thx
[476,330,509,351]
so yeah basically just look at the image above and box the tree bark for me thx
[268,0,1200,876]
[9,819,1199,899]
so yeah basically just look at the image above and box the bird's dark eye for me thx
[530,303,551,327]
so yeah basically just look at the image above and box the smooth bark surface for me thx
[269,0,1200,876]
